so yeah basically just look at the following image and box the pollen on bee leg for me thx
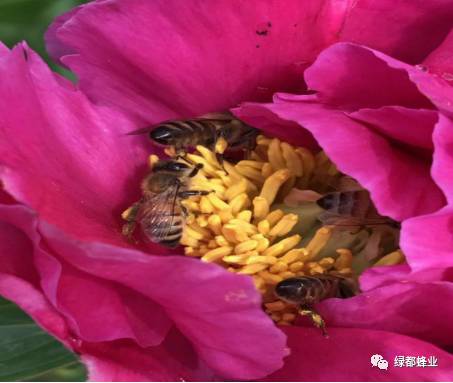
[148,154,160,168]
[164,146,176,157]
[215,136,228,154]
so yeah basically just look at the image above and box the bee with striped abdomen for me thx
[130,112,259,159]
[275,274,358,336]
[122,160,209,247]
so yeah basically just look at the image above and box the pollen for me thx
[146,134,404,326]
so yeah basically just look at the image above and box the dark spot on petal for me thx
[267,22,272,28]
[256,29,268,36]
[22,49,28,61]
[256,44,260,48]
[294,23,298,27]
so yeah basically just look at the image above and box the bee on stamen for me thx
[122,160,209,247]
[275,274,358,337]
[129,112,259,163]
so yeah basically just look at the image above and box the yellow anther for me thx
[374,250,405,266]
[253,276,266,290]
[268,138,286,170]
[280,248,309,264]
[253,197,270,221]
[257,220,270,235]
[207,193,230,210]
[306,227,332,259]
[201,246,233,262]
[199,196,214,214]
[181,199,199,212]
[263,235,301,257]
[224,178,247,201]
[269,214,298,237]
[289,261,304,273]
[184,225,205,241]
[215,235,230,247]
[257,135,272,146]
[187,222,211,239]
[223,161,243,179]
[180,233,199,247]
[237,160,264,169]
[235,165,264,184]
[264,301,286,311]
[319,257,335,269]
[121,206,134,220]
[334,248,353,269]
[270,261,288,273]
[281,142,303,177]
[296,147,315,187]
[279,271,296,279]
[260,169,291,206]
[258,271,284,284]
[218,209,234,223]
[207,240,218,249]
[223,255,249,265]
[196,145,221,168]
[230,193,250,214]
[308,265,325,275]
[255,237,270,252]
[196,215,209,228]
[207,214,222,235]
[228,219,257,235]
[186,154,218,177]
[265,209,285,226]
[246,255,278,265]
[215,137,228,154]
[261,162,274,178]
[238,263,268,275]
[184,247,200,257]
[148,154,160,168]
[234,240,259,254]
[223,224,250,242]
[237,210,252,222]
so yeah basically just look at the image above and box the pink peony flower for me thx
[1,0,453,380]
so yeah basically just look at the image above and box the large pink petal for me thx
[431,114,453,203]
[318,277,453,348]
[336,0,453,64]
[401,207,453,272]
[81,329,214,382]
[45,0,350,124]
[267,327,453,381]
[234,102,445,220]
[0,44,150,246]
[423,29,453,83]
[38,219,288,380]
[348,107,437,151]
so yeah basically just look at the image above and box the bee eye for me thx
[167,162,189,171]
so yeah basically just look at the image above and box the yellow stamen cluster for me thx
[177,136,357,325]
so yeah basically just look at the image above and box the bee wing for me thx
[319,211,396,228]
[138,186,182,243]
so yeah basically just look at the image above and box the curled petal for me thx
[423,29,453,83]
[432,114,453,203]
[267,327,453,381]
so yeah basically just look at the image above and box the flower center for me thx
[128,133,404,327]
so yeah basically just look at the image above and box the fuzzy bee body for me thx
[275,274,357,306]
[122,160,207,247]
[317,189,400,229]
[132,113,259,155]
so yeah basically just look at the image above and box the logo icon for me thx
[371,354,388,370]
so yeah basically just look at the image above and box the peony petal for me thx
[0,44,150,246]
[0,203,171,347]
[336,0,453,64]
[318,277,453,347]
[267,327,453,381]
[234,102,445,220]
[431,114,453,203]
[401,207,453,272]
[423,29,453,83]
[45,0,349,124]
[304,42,432,111]
[348,107,437,151]
[39,220,288,380]
[81,329,213,382]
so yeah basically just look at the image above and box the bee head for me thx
[150,126,178,145]
[275,277,308,304]
[153,160,190,173]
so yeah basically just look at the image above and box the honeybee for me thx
[316,178,400,230]
[130,112,259,158]
[122,160,208,247]
[275,274,358,336]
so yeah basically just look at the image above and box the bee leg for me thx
[299,307,329,338]
[178,190,210,199]
[188,163,204,178]
[121,201,142,241]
